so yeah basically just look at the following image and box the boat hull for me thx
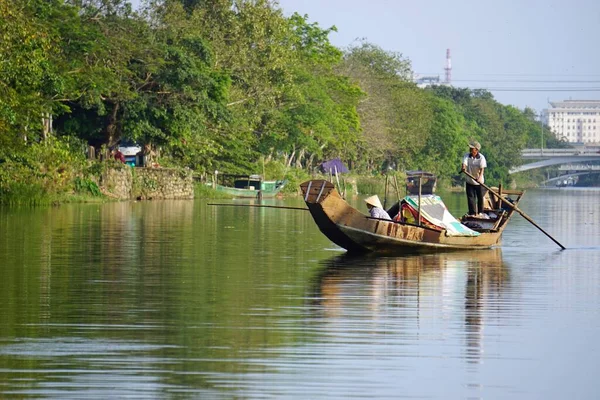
[215,184,284,198]
[301,180,521,255]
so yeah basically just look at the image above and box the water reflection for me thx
[312,249,509,364]
[2,189,599,398]
[523,188,598,248]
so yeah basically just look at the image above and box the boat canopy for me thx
[405,170,437,195]
[218,174,263,189]
[217,173,286,191]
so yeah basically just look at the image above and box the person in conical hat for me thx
[364,195,391,220]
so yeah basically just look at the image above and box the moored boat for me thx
[300,172,524,255]
[215,174,287,198]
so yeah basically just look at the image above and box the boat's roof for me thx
[406,170,436,179]
[221,174,263,180]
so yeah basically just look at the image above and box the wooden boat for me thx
[215,174,287,199]
[300,173,524,255]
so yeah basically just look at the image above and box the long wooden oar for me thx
[207,203,308,211]
[462,170,566,250]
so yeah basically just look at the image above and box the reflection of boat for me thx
[301,175,524,254]
[312,249,508,315]
[312,250,509,362]
[316,249,507,284]
[215,174,287,198]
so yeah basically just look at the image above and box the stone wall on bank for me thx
[134,168,194,200]
[100,166,133,199]
[100,166,194,200]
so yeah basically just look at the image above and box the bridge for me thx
[521,148,600,159]
[510,148,600,174]
[557,164,600,171]
[542,172,589,186]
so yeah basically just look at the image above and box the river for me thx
[1,187,599,399]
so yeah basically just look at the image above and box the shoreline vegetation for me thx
[0,0,576,207]
[0,147,547,207]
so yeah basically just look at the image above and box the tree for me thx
[339,41,431,172]
[415,96,468,179]
[0,0,62,139]
[426,85,547,184]
[255,13,362,170]
[50,0,158,147]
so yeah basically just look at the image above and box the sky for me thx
[131,0,600,112]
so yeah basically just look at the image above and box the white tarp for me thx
[404,195,480,237]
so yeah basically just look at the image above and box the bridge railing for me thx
[522,148,600,157]
[558,164,600,171]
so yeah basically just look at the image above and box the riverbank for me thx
[1,169,524,206]
[2,146,544,207]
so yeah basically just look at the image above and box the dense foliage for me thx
[0,0,566,203]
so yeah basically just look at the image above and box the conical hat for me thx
[364,195,383,209]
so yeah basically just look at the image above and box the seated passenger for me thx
[365,195,391,220]
[394,202,416,223]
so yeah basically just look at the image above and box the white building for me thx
[544,100,600,144]
[413,74,441,88]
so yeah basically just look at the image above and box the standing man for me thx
[461,141,487,216]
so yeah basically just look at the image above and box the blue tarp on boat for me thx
[319,158,349,174]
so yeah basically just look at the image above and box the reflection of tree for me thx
[312,249,510,363]
[0,200,326,395]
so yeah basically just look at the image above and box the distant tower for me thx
[444,48,452,85]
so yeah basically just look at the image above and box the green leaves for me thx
[0,0,58,136]
[415,96,466,179]
[339,42,425,171]
[426,85,550,185]
[1,0,555,187]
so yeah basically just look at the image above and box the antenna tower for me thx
[444,49,452,84]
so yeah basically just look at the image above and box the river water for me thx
[0,187,599,399]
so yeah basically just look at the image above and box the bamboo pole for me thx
[393,175,401,203]
[417,176,422,226]
[207,203,308,211]
[334,165,342,199]
[383,173,389,209]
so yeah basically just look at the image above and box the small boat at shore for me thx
[300,172,524,254]
[215,174,287,198]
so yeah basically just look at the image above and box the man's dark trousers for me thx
[466,183,485,215]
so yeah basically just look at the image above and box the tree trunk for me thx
[295,148,305,169]
[307,152,315,171]
[23,120,28,143]
[286,146,296,168]
[265,148,273,163]
[105,102,120,148]
[42,113,52,141]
